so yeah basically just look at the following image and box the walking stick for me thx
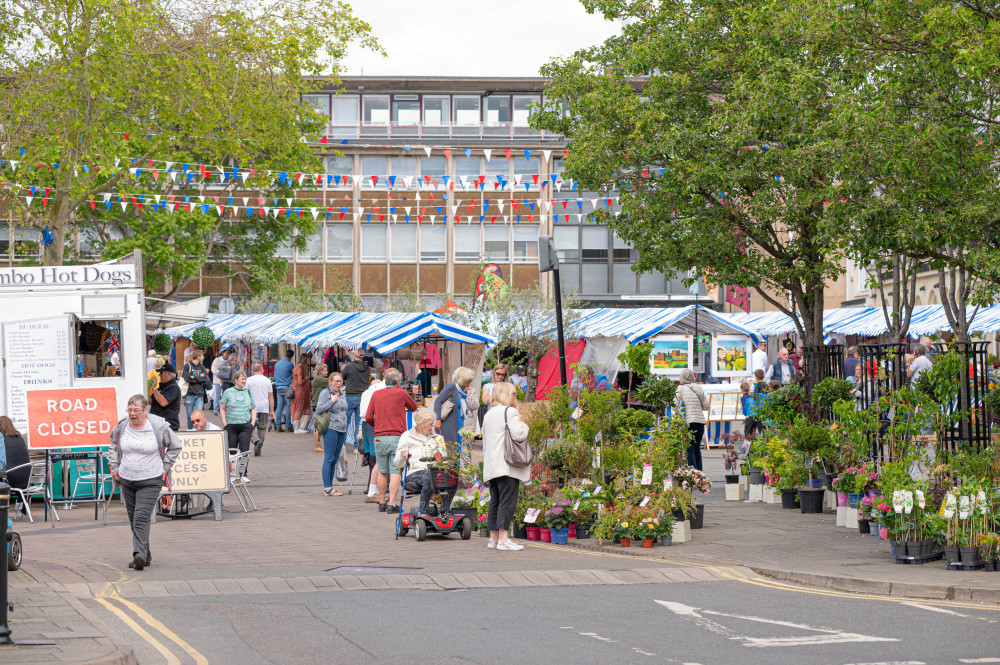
[347,441,361,495]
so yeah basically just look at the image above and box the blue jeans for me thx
[275,389,292,429]
[184,395,203,430]
[345,395,362,441]
[321,428,347,488]
[212,385,222,413]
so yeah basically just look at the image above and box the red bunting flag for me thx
[504,149,512,161]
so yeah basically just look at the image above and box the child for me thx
[739,382,755,438]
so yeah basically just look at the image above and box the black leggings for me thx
[487,476,520,531]
[226,422,254,472]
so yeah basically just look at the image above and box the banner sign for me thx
[26,386,119,448]
[0,265,137,290]
[168,431,229,493]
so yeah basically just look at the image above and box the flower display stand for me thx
[671,520,691,544]
[836,505,848,527]
[762,487,780,504]
[748,484,764,503]
[725,483,745,502]
[845,507,859,530]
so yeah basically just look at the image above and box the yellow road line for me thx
[112,594,209,665]
[527,542,1000,612]
[94,596,182,665]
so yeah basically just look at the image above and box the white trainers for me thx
[497,540,524,551]
[487,540,498,549]
[293,428,309,434]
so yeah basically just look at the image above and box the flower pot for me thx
[540,528,552,543]
[575,521,593,540]
[642,539,654,548]
[724,474,740,484]
[512,523,528,540]
[749,467,764,485]
[858,519,871,535]
[821,473,834,490]
[905,540,924,557]
[892,540,908,557]
[943,545,960,563]
[836,492,848,507]
[959,546,980,563]
[689,504,705,530]
[620,537,631,547]
[478,529,489,537]
[452,507,476,523]
[526,526,541,541]
[568,524,577,538]
[780,489,799,509]
[659,535,672,547]
[550,527,570,544]
[798,488,825,514]
[847,493,860,509]
[808,478,823,489]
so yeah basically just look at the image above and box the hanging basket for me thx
[191,326,216,349]
[151,333,173,354]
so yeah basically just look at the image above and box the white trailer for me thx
[0,251,146,440]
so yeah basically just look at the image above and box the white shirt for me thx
[211,357,223,386]
[359,380,386,421]
[117,421,163,481]
[909,356,933,382]
[147,356,158,372]
[245,374,272,413]
[196,422,221,431]
[751,349,768,374]
[111,351,120,368]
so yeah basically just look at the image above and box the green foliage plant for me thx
[617,341,653,391]
[151,333,173,354]
[811,377,854,411]
[190,326,215,349]
[634,375,677,419]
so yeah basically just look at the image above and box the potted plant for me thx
[574,500,598,539]
[672,467,711,528]
[451,492,477,525]
[544,500,576,544]
[611,516,634,547]
[634,375,678,425]
[637,515,660,548]
[788,419,831,514]
[653,510,676,546]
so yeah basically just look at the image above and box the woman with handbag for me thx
[311,363,330,453]
[290,354,313,434]
[315,372,348,496]
[676,368,709,471]
[481,383,530,552]
[434,367,477,445]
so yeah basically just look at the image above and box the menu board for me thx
[3,316,73,426]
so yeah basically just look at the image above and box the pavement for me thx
[4,418,1000,663]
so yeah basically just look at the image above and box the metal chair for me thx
[70,457,106,508]
[7,460,58,523]
[228,451,256,512]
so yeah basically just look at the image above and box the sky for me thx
[338,0,622,77]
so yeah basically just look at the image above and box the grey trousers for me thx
[120,476,164,563]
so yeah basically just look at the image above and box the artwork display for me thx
[711,335,751,378]
[650,335,692,375]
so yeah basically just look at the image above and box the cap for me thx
[159,363,177,374]
[147,350,156,357]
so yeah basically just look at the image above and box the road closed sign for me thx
[26,387,119,448]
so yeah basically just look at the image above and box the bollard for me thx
[1,481,11,645]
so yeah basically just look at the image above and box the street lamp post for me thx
[0,481,11,645]
[538,236,568,385]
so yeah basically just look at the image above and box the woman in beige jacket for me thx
[480,383,529,551]
[675,369,708,471]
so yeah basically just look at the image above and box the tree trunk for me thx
[525,357,540,402]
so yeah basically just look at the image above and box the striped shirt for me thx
[221,387,254,425]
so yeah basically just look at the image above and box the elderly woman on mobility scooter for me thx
[393,408,456,516]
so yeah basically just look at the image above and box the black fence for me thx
[933,341,991,453]
[802,344,845,388]
[857,343,909,462]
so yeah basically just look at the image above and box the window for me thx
[453,96,481,124]
[559,264,580,293]
[390,157,418,176]
[553,225,579,261]
[326,224,353,261]
[420,225,446,263]
[77,319,124,378]
[276,236,295,259]
[485,96,511,125]
[454,156,480,176]
[454,225,481,262]
[613,263,638,294]
[639,270,666,294]
[423,96,449,125]
[484,157,508,176]
[582,264,609,294]
[361,156,388,178]
[362,95,389,124]
[421,157,447,177]
[392,97,420,124]
[361,225,387,261]
[391,224,417,262]
[484,225,510,262]
[612,233,636,263]
[5,227,41,258]
[302,94,330,119]
[331,95,358,124]
[512,226,538,262]
[513,157,539,176]
[513,95,540,125]
[326,156,354,175]
[582,226,608,262]
[302,229,323,261]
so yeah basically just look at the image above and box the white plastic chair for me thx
[228,451,256,512]
[7,460,58,523]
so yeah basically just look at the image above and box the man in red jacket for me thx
[365,369,418,513]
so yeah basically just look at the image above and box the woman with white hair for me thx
[481,383,529,551]
[675,368,708,470]
[434,366,478,445]
[393,408,453,514]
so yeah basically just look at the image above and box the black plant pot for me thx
[943,545,960,563]
[821,473,834,490]
[575,519,594,539]
[905,540,925,557]
[512,523,528,540]
[780,489,799,509]
[724,474,740,484]
[452,507,476,524]
[892,540,908,557]
[858,519,871,535]
[798,488,825,514]
[689,504,705,530]
[959,546,981,563]
[749,467,764,485]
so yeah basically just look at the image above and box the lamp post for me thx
[538,236,568,385]
[0,480,11,645]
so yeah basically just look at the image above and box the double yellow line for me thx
[92,564,208,665]
[526,541,1000,613]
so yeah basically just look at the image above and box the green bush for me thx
[609,408,655,443]
[811,377,854,410]
[151,333,172,355]
[191,326,216,349]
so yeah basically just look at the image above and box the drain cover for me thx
[326,566,423,574]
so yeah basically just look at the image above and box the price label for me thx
[573,500,581,511]
[641,463,653,486]
[523,508,540,524]
[595,431,602,443]
[639,496,650,507]
[664,478,673,491]
[594,486,603,496]
[657,508,665,519]
[571,406,582,420]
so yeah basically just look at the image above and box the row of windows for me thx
[304,94,542,127]
[325,155,548,179]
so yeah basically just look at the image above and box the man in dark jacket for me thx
[342,347,371,444]
[182,350,213,430]
[150,363,182,431]
[764,348,795,386]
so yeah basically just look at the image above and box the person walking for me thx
[764,348,796,386]
[316,372,349,496]
[358,372,386,503]
[210,351,223,414]
[220,371,257,479]
[907,345,933,383]
[0,416,30,491]
[311,363,330,453]
[217,347,236,394]
[273,349,295,432]
[481,383,528,551]
[365,369,418,513]
[676,368,709,470]
[182,350,213,430]
[750,343,768,374]
[434,367,478,446]
[108,394,182,571]
[843,346,860,379]
[342,347,372,443]
[150,363,182,432]
[189,410,221,430]
[291,354,313,434]
[245,363,274,455]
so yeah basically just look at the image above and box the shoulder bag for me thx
[314,390,331,434]
[434,388,454,422]
[502,407,533,468]
[217,360,233,382]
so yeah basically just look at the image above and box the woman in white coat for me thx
[480,383,529,551]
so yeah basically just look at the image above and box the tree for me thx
[533,0,868,346]
[0,0,379,292]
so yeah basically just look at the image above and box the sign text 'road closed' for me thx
[26,387,119,448]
